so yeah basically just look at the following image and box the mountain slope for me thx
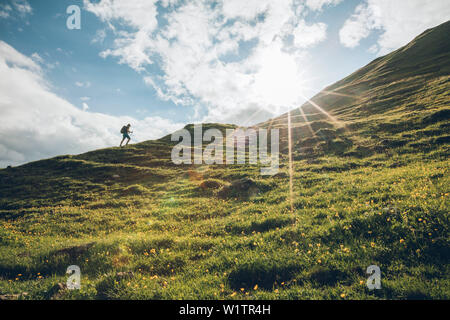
[0,22,449,300]
[257,20,450,159]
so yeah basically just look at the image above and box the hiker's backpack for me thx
[120,126,127,134]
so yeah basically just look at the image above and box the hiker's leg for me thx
[120,137,125,147]
[126,137,130,146]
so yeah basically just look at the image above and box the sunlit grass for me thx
[0,138,448,299]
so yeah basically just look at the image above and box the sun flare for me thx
[253,45,308,113]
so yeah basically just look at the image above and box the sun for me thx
[253,44,308,113]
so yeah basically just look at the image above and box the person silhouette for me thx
[120,124,132,147]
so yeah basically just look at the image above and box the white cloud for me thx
[75,81,91,88]
[0,10,10,19]
[305,0,343,11]
[80,96,91,101]
[339,0,450,55]
[292,21,327,48]
[0,40,40,72]
[0,41,183,167]
[367,44,378,54]
[221,0,272,21]
[339,3,375,49]
[84,0,159,71]
[0,0,32,19]
[84,0,337,124]
[29,52,61,70]
[84,0,158,31]
[13,0,32,15]
[91,29,107,44]
[82,102,90,111]
[31,52,44,64]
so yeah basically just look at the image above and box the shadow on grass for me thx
[227,259,300,290]
[0,242,116,280]
[225,216,295,234]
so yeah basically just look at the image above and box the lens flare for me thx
[299,93,342,126]
[298,106,315,137]
[287,110,294,212]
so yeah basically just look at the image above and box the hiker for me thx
[120,124,132,147]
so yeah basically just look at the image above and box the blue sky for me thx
[0,0,378,122]
[0,0,184,121]
[0,0,449,166]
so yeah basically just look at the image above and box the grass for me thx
[0,139,448,300]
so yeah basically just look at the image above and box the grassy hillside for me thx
[0,22,449,300]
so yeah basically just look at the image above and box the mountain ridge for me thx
[260,20,450,125]
[3,22,449,169]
